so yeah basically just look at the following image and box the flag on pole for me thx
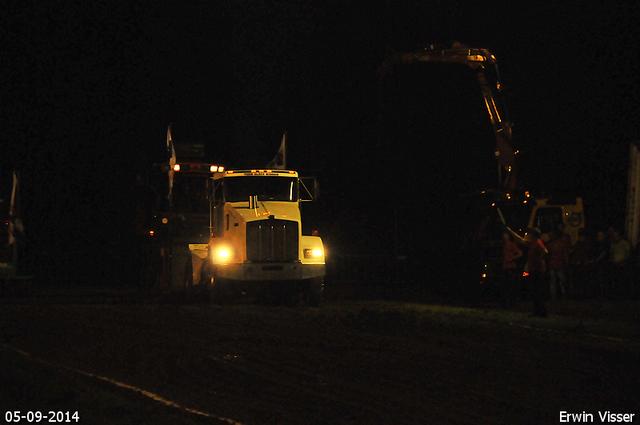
[267,133,286,170]
[8,171,24,245]
[167,125,176,203]
[496,207,506,226]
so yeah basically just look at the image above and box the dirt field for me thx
[1,286,639,425]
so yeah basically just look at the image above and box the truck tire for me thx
[211,277,229,305]
[170,244,192,291]
[304,277,324,307]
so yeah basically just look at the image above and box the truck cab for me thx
[203,169,325,305]
[528,196,585,245]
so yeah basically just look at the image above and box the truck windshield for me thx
[224,177,297,202]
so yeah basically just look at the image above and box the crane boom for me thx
[382,42,517,188]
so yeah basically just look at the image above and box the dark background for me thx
[2,1,638,285]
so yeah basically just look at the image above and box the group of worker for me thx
[500,223,634,317]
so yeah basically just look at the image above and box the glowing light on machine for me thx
[211,244,233,263]
[172,163,224,173]
[304,248,323,259]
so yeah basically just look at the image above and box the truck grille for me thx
[246,220,298,262]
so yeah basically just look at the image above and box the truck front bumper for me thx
[217,262,325,281]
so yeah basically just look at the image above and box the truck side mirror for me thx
[300,177,318,202]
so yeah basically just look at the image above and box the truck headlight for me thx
[212,247,232,262]
[304,248,323,259]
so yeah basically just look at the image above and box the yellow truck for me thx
[201,169,325,305]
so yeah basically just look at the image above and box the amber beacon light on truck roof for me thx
[166,163,225,173]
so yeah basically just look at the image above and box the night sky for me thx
[2,1,638,284]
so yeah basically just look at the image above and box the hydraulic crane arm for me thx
[381,42,517,188]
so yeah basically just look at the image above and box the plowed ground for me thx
[1,287,639,425]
